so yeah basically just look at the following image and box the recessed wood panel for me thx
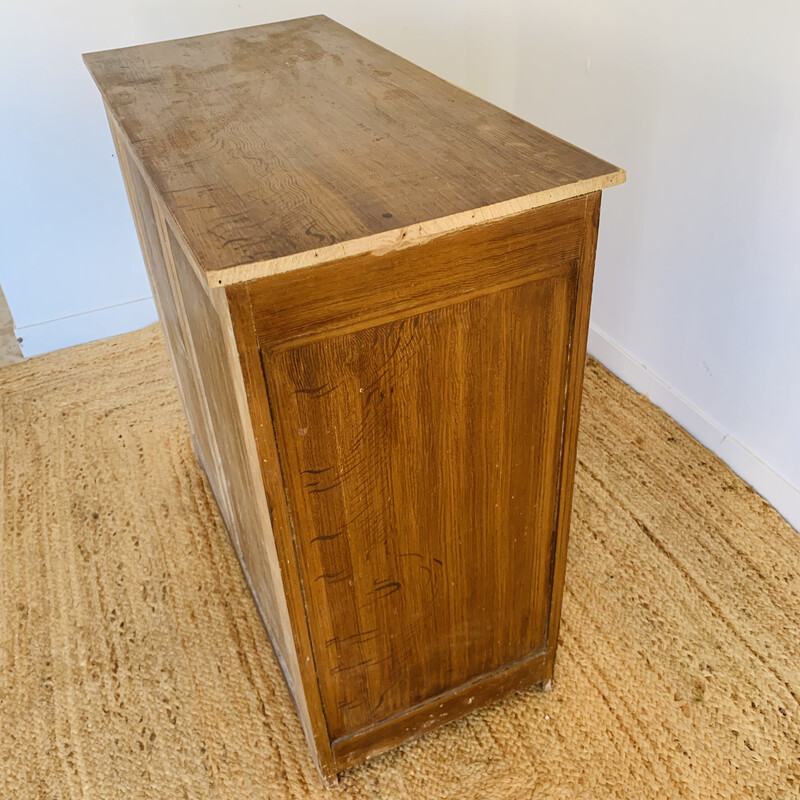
[262,269,577,739]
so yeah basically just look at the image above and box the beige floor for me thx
[1,324,798,799]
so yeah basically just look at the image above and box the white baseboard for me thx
[16,297,158,358]
[587,325,800,532]
[13,303,799,532]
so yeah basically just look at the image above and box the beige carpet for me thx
[1,325,798,799]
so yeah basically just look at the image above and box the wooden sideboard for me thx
[85,15,624,782]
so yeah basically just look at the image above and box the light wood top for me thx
[85,15,624,286]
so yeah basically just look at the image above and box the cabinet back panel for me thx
[262,269,576,739]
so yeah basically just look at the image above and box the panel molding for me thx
[262,261,577,355]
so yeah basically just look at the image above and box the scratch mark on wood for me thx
[314,570,345,582]
[331,655,390,674]
[397,552,432,578]
[308,481,344,494]
[372,676,402,715]
[325,628,378,647]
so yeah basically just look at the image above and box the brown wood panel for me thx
[84,16,623,282]
[165,234,273,629]
[224,286,336,778]
[109,113,215,472]
[545,191,602,670]
[261,266,577,740]
[248,197,586,346]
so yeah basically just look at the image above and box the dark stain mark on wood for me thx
[305,225,327,243]
[397,552,432,578]
[315,570,346,582]
[305,223,337,246]
[372,579,401,599]
[310,531,343,543]
[372,677,402,715]
[308,481,344,494]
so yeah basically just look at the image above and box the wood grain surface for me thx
[246,196,587,347]
[264,276,575,739]
[84,15,623,284]
[234,197,593,755]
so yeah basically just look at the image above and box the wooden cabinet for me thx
[85,15,624,782]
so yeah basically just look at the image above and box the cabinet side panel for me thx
[163,232,279,640]
[107,111,216,472]
[163,233,333,775]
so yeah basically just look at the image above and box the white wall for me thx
[504,0,800,528]
[1,1,798,528]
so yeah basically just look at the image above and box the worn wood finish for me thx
[246,200,583,742]
[109,113,212,468]
[265,273,575,737]
[84,15,623,286]
[332,651,551,772]
[87,16,623,783]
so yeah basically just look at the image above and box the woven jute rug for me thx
[1,325,798,799]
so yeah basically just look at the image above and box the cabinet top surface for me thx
[85,15,624,286]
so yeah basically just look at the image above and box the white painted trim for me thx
[587,325,800,533]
